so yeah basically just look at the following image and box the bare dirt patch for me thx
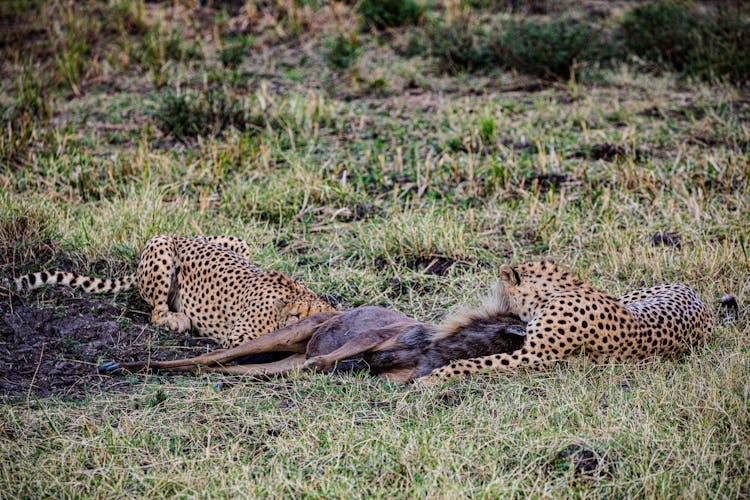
[0,287,214,400]
[650,231,682,248]
[549,442,614,480]
[522,172,577,193]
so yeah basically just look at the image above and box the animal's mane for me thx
[432,282,513,340]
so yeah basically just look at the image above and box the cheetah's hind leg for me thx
[137,235,192,333]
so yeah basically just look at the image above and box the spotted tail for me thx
[13,271,136,294]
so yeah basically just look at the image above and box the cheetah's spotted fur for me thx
[421,258,712,384]
[12,235,335,348]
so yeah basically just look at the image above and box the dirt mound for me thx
[0,287,214,400]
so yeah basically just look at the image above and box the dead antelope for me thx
[99,305,527,384]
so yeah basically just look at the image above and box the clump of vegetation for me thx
[358,0,423,29]
[0,115,39,168]
[479,115,496,144]
[468,0,552,14]
[322,32,362,69]
[620,1,750,83]
[620,1,697,72]
[109,0,149,36]
[151,88,259,139]
[498,18,613,79]
[0,201,59,271]
[12,68,52,121]
[130,25,191,70]
[219,35,254,68]
[422,18,492,73]
[48,5,103,95]
[0,69,52,168]
[425,17,613,79]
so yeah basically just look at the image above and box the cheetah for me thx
[419,258,713,384]
[11,235,335,348]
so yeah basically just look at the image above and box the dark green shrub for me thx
[425,17,614,79]
[468,0,551,14]
[152,89,259,139]
[152,90,204,138]
[359,0,423,29]
[497,19,613,79]
[620,1,750,84]
[422,20,492,73]
[620,2,698,73]
[695,16,750,84]
[323,33,362,70]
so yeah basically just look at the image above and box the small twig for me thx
[26,343,45,403]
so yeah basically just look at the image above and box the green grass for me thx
[1,0,749,497]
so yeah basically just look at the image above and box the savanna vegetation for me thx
[1,0,748,497]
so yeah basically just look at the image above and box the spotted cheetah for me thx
[419,258,712,384]
[11,235,335,348]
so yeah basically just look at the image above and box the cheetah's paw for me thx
[153,312,192,333]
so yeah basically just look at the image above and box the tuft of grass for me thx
[479,115,496,144]
[322,32,362,70]
[219,35,254,68]
[151,88,260,139]
[128,24,196,86]
[109,0,149,36]
[50,7,99,95]
[0,195,60,273]
[12,68,52,121]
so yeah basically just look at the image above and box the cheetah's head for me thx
[277,298,337,327]
[496,258,583,322]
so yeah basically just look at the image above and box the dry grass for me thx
[0,0,748,497]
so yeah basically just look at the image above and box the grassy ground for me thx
[1,0,749,497]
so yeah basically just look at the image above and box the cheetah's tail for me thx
[13,271,136,294]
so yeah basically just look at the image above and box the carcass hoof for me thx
[97,361,123,374]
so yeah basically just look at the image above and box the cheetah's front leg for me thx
[137,235,191,333]
[415,326,566,386]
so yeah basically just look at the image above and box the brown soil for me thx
[0,286,214,400]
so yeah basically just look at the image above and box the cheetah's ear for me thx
[542,256,556,264]
[499,264,521,286]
